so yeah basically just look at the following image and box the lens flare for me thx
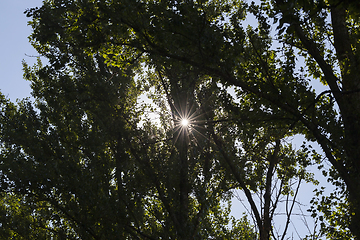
[181,119,189,127]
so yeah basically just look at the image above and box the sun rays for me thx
[140,81,222,148]
[170,100,213,148]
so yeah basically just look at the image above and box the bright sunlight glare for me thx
[181,119,189,127]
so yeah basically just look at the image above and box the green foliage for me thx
[0,193,53,239]
[1,0,360,238]
[1,51,258,238]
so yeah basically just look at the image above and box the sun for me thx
[181,119,189,127]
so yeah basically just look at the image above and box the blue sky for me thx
[0,0,44,102]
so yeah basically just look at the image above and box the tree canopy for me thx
[1,0,360,239]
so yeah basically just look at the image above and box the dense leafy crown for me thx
[1,0,360,239]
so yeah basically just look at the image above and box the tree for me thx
[1,52,260,238]
[1,0,358,238]
[24,0,360,237]
[0,46,312,239]
[147,60,318,239]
